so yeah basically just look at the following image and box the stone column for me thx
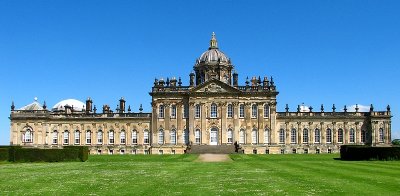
[233,102,240,144]
[258,103,264,144]
[270,102,277,145]
[201,102,207,144]
[177,102,183,144]
[188,102,195,144]
[221,103,227,144]
[245,103,252,144]
[344,122,348,144]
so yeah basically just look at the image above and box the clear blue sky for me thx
[1,0,399,145]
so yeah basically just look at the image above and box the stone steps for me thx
[187,145,239,154]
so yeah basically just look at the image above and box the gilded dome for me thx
[195,32,231,66]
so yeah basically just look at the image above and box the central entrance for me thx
[210,127,218,145]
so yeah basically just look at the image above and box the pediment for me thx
[190,79,241,93]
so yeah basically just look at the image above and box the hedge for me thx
[0,148,8,161]
[340,145,400,161]
[3,146,88,162]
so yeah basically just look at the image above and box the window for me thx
[183,129,189,144]
[280,149,285,154]
[264,104,269,118]
[291,128,297,144]
[195,129,201,144]
[52,131,58,144]
[159,105,164,118]
[195,104,201,118]
[97,149,102,155]
[211,103,217,118]
[23,129,33,143]
[328,149,332,154]
[109,131,115,144]
[158,129,164,144]
[292,149,297,154]
[252,129,258,144]
[227,104,233,118]
[239,129,245,144]
[63,131,69,145]
[183,104,189,118]
[170,129,176,144]
[227,129,233,143]
[120,130,126,144]
[265,149,270,154]
[253,149,257,154]
[349,128,355,143]
[379,128,384,142]
[303,129,309,144]
[132,149,137,154]
[86,130,91,144]
[144,150,149,155]
[314,129,320,144]
[132,130,138,144]
[239,104,245,118]
[264,128,269,144]
[251,104,257,118]
[171,105,176,118]
[316,149,320,154]
[279,129,285,144]
[144,130,150,144]
[361,130,366,143]
[74,130,80,144]
[109,149,114,155]
[97,130,103,144]
[326,129,332,143]
[159,150,163,155]
[120,149,125,155]
[337,128,343,143]
[304,149,308,154]
[171,150,176,154]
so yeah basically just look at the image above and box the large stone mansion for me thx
[9,33,392,154]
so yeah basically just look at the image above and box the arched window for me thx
[314,129,320,143]
[195,129,201,144]
[227,128,233,143]
[239,104,245,118]
[74,130,80,144]
[195,104,201,118]
[159,105,164,118]
[170,129,176,144]
[171,105,176,119]
[251,104,257,118]
[227,104,233,118]
[120,130,126,144]
[23,129,33,143]
[97,130,103,144]
[132,130,138,144]
[303,129,309,144]
[264,104,269,118]
[264,128,269,144]
[291,128,297,144]
[158,129,164,144]
[143,130,149,144]
[239,129,245,144]
[86,130,91,144]
[211,103,217,118]
[379,128,384,142]
[52,130,58,144]
[183,129,189,144]
[361,130,366,143]
[337,128,343,143]
[252,128,258,144]
[326,129,332,143]
[279,129,285,144]
[63,130,69,145]
[349,128,355,143]
[109,131,115,144]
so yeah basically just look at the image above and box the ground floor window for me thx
[74,130,80,144]
[316,149,320,154]
[159,150,163,155]
[252,129,258,144]
[361,130,366,143]
[338,129,344,143]
[109,149,114,155]
[52,131,58,144]
[292,149,297,154]
[349,128,355,143]
[328,149,332,154]
[86,131,91,144]
[23,129,33,143]
[195,129,201,144]
[170,129,176,145]
[132,149,137,155]
[304,149,308,154]
[120,149,125,155]
[326,129,332,143]
[239,129,245,144]
[280,149,285,154]
[279,129,285,144]
[227,129,233,144]
[63,131,69,145]
[253,149,257,154]
[265,149,269,154]
[171,150,176,154]
[379,128,384,143]
[144,130,150,144]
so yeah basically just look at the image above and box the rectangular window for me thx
[279,129,285,144]
[264,104,269,118]
[74,131,80,144]
[227,104,233,118]
[171,105,176,119]
[97,131,103,144]
[132,131,138,144]
[211,104,217,118]
[239,130,245,144]
[239,104,245,118]
[304,149,308,154]
[195,104,201,118]
[159,105,164,118]
[109,131,114,144]
[195,130,201,144]
[120,132,126,144]
[86,131,91,144]
[338,129,343,143]
[251,104,257,118]
[144,131,149,144]
[170,130,176,144]
[252,130,257,144]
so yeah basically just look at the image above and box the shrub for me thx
[5,146,89,162]
[0,148,8,161]
[340,145,400,161]
[64,146,89,162]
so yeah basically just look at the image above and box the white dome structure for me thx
[195,32,231,66]
[52,99,85,111]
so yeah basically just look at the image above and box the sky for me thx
[0,0,399,145]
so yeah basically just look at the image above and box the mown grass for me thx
[1,154,400,195]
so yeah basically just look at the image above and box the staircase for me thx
[187,145,239,154]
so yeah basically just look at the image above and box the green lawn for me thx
[1,154,400,195]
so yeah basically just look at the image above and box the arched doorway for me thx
[210,127,218,145]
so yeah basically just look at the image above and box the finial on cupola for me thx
[309,106,313,112]
[270,76,274,86]
[209,32,218,49]
[93,105,97,114]
[178,77,182,86]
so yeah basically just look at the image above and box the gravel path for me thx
[196,154,232,162]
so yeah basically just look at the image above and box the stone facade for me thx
[9,33,392,154]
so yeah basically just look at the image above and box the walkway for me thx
[196,154,232,162]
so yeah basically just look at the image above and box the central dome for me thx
[195,32,231,66]
[52,99,85,111]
